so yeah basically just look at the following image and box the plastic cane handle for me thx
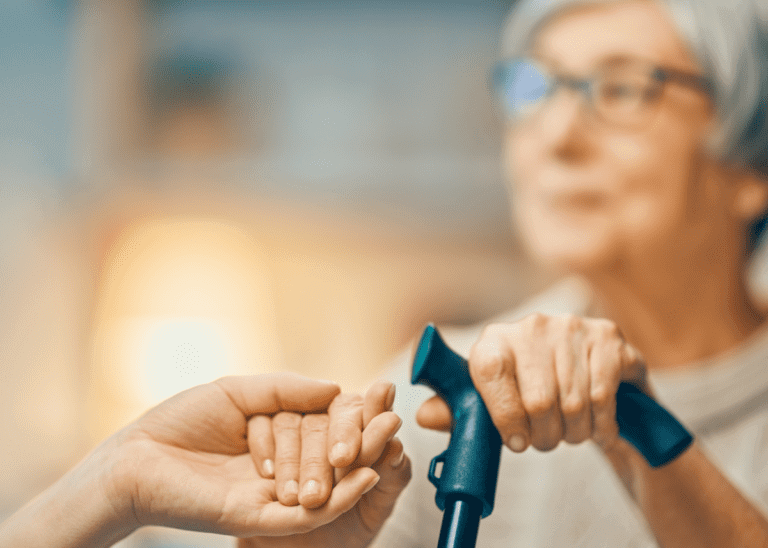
[616,382,693,467]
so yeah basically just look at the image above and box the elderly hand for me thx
[417,314,648,454]
[238,380,412,548]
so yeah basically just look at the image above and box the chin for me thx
[519,224,616,275]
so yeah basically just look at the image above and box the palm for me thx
[123,383,287,536]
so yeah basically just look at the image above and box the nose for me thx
[533,86,591,159]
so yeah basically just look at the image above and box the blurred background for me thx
[5,1,768,546]
[0,0,558,545]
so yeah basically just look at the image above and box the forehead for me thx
[531,1,701,72]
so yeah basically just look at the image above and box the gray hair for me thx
[501,0,768,250]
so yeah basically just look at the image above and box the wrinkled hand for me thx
[238,380,412,548]
[417,314,647,454]
[108,374,383,537]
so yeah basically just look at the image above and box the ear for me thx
[733,171,768,222]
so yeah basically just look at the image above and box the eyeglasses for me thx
[491,57,713,129]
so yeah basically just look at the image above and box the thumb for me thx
[416,395,452,431]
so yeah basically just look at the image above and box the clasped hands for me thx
[91,374,410,547]
[0,313,650,548]
[122,313,646,543]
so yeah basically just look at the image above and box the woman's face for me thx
[506,0,720,273]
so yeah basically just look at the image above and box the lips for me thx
[544,189,610,210]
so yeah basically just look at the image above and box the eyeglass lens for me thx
[493,59,662,127]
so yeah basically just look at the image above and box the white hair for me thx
[501,0,768,178]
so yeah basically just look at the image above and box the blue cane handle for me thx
[616,382,693,467]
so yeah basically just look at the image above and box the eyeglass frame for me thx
[491,56,715,129]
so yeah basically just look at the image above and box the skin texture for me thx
[0,374,410,548]
[238,381,412,548]
[419,2,768,547]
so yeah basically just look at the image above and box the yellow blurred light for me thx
[90,217,284,437]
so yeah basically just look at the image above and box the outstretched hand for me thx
[109,374,385,537]
[0,373,410,548]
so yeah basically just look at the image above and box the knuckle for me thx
[522,312,548,332]
[301,453,329,469]
[273,412,302,430]
[334,414,363,434]
[301,414,329,435]
[594,318,621,339]
[590,385,614,407]
[524,392,555,419]
[470,351,505,383]
[277,454,301,468]
[505,405,529,425]
[560,395,586,418]
[558,313,582,332]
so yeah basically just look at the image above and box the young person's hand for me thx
[0,374,394,548]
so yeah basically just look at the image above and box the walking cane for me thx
[411,324,693,548]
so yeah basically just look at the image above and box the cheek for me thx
[603,132,701,246]
[504,128,537,191]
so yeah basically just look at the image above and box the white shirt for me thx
[373,277,768,548]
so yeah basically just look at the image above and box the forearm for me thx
[0,437,137,548]
[604,440,768,548]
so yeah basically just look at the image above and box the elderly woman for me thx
[368,0,768,547]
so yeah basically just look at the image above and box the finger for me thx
[298,414,333,509]
[620,341,648,388]
[517,342,561,452]
[272,411,302,506]
[327,393,364,468]
[374,436,405,468]
[215,373,340,416]
[415,395,452,432]
[588,336,623,451]
[355,439,412,536]
[248,467,380,536]
[555,337,592,445]
[247,415,276,478]
[469,325,530,452]
[356,411,403,467]
[363,380,396,428]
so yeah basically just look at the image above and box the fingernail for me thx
[284,480,299,498]
[301,480,320,499]
[331,442,350,464]
[390,450,404,468]
[509,435,527,453]
[386,383,396,410]
[263,459,274,477]
[363,474,380,494]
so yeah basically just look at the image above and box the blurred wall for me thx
[0,1,555,545]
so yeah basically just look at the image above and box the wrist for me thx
[93,428,143,538]
[0,432,139,548]
[57,430,140,546]
[598,436,647,500]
